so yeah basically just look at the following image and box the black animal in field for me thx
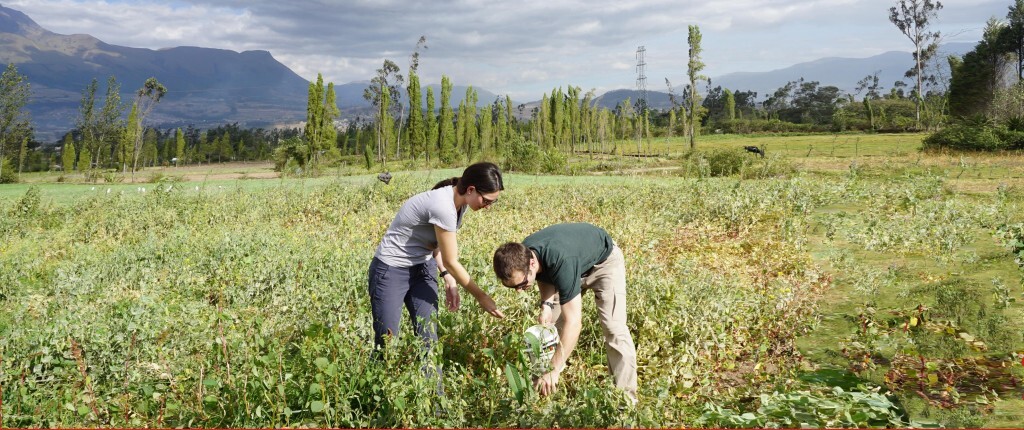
[377,171,392,185]
[743,145,765,158]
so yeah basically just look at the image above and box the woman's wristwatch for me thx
[439,270,450,279]
[540,300,558,309]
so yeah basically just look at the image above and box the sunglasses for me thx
[511,278,530,290]
[480,194,496,207]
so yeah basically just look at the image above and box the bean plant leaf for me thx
[504,363,526,404]
[310,400,325,413]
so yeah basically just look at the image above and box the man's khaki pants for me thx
[550,245,638,401]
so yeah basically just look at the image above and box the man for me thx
[493,222,637,402]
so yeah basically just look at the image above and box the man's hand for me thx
[443,274,459,311]
[534,368,561,396]
[539,305,554,325]
[474,292,505,319]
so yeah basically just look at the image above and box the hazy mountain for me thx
[0,3,983,141]
[593,89,674,110]
[708,42,974,97]
[1,0,509,142]
[520,43,976,114]
[0,5,310,141]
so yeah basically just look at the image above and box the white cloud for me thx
[561,20,602,37]
[5,0,1006,101]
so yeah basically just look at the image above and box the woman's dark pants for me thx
[367,257,439,350]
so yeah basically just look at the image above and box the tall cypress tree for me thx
[379,80,394,164]
[495,98,507,157]
[458,99,468,158]
[304,74,325,164]
[175,128,185,165]
[61,135,75,172]
[77,78,98,169]
[724,89,736,121]
[322,82,340,159]
[439,76,455,164]
[687,25,707,149]
[407,72,424,159]
[536,94,549,147]
[479,102,492,156]
[466,87,479,154]
[16,136,26,175]
[80,144,93,171]
[121,104,137,173]
[504,95,514,141]
[567,86,581,154]
[460,86,479,158]
[550,88,562,149]
[425,86,437,164]
[99,76,124,168]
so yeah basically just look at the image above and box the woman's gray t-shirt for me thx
[374,186,467,267]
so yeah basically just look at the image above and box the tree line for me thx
[4,0,1024,182]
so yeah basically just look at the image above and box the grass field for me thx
[2,132,1024,427]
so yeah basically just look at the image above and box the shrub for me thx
[0,159,17,183]
[273,137,309,171]
[503,135,543,173]
[740,154,797,179]
[541,148,568,174]
[996,128,1024,150]
[704,148,746,176]
[147,172,183,183]
[678,148,748,177]
[103,171,125,183]
[10,185,41,217]
[922,123,1004,151]
[699,386,912,428]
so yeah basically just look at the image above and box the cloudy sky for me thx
[6,0,1006,100]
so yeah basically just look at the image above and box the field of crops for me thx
[2,135,1024,427]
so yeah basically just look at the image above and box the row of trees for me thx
[927,0,1024,151]
[0,67,170,183]
[7,0,1023,179]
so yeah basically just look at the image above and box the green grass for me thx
[0,166,686,206]
[4,132,1024,426]
[613,132,928,157]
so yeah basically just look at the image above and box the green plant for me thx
[540,148,567,174]
[9,185,41,217]
[0,158,17,183]
[676,148,752,178]
[699,386,913,428]
[503,135,542,173]
[1,166,1018,427]
[102,171,125,183]
[922,123,1004,152]
[998,223,1024,268]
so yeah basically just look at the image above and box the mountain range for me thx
[0,5,977,142]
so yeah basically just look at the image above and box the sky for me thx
[5,0,1008,101]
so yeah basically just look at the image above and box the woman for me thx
[369,162,505,350]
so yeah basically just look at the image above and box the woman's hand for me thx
[473,292,505,319]
[443,274,460,311]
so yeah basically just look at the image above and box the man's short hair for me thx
[493,242,532,284]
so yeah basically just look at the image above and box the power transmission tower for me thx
[635,46,647,156]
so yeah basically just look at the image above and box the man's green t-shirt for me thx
[523,223,614,304]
